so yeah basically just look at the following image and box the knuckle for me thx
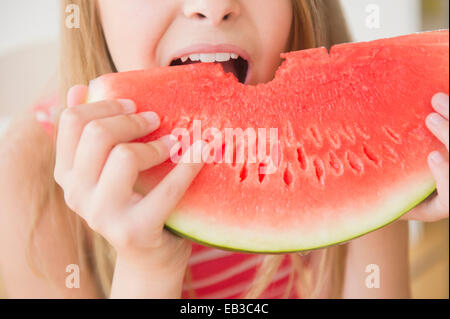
[60,108,83,128]
[120,113,149,132]
[105,99,123,112]
[133,114,152,131]
[115,114,130,124]
[111,144,138,165]
[84,120,111,143]
[148,142,164,159]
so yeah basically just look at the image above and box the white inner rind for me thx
[166,172,435,253]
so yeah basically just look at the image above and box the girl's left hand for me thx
[402,93,449,222]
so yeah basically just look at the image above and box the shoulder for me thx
[0,111,99,298]
[0,109,53,199]
[0,109,52,187]
[0,111,57,294]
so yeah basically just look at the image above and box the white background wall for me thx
[341,0,422,41]
[0,0,60,56]
[0,0,60,118]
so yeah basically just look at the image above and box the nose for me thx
[183,0,241,26]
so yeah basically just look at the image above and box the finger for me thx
[129,141,205,227]
[402,151,449,222]
[67,85,88,108]
[96,135,181,206]
[428,151,449,211]
[72,111,161,186]
[54,99,136,184]
[401,194,448,222]
[426,113,449,151]
[432,93,449,120]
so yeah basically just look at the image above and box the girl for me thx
[0,0,448,299]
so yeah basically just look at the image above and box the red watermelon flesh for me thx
[87,30,449,253]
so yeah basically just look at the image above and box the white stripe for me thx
[184,256,264,290]
[200,266,292,299]
[261,268,296,298]
[188,249,234,266]
[270,266,293,282]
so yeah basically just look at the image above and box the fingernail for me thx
[427,113,444,127]
[160,135,181,153]
[140,111,160,128]
[117,99,136,113]
[432,93,449,110]
[429,151,444,165]
[432,93,449,120]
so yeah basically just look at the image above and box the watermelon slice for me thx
[87,30,449,253]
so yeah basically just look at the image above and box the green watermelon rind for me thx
[164,183,436,254]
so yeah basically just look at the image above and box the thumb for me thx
[67,85,89,108]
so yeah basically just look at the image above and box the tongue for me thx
[219,60,238,79]
[175,59,239,81]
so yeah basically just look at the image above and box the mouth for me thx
[167,46,251,84]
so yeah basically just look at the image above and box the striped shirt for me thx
[32,95,301,299]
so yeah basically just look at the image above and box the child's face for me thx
[97,0,293,85]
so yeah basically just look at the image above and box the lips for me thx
[166,44,252,84]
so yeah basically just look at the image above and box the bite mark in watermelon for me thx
[87,30,449,253]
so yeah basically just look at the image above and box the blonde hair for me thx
[25,0,351,298]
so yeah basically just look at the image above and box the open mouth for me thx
[170,53,249,84]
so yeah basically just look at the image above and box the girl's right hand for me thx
[54,85,205,274]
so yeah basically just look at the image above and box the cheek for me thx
[250,0,293,82]
[98,0,172,71]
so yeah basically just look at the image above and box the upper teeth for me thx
[179,52,240,63]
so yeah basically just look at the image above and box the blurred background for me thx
[0,0,448,298]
